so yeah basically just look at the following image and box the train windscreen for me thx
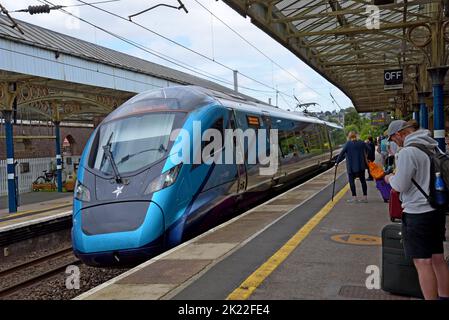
[92,113,182,175]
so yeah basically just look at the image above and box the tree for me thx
[344,124,358,135]
[344,107,362,131]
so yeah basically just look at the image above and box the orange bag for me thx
[368,161,385,180]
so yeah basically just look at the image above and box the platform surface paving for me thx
[77,166,449,300]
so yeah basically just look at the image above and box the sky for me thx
[2,0,354,113]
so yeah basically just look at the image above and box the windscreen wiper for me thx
[117,144,167,165]
[102,132,123,184]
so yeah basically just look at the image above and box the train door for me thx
[323,124,334,161]
[261,113,283,182]
[317,124,330,165]
[229,109,247,196]
[233,110,272,193]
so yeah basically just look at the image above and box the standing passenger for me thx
[365,136,376,180]
[379,133,389,169]
[385,120,449,300]
[336,131,368,203]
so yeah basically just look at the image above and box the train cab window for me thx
[92,112,183,175]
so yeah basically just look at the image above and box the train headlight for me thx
[75,181,91,202]
[144,163,182,195]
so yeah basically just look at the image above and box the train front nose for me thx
[72,200,165,266]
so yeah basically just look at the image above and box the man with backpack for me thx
[384,120,449,300]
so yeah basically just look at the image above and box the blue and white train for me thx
[72,85,345,266]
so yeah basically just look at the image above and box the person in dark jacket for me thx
[336,131,368,203]
[365,135,376,180]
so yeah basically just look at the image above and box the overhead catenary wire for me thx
[0,2,24,34]
[71,0,293,96]
[21,0,281,96]
[128,0,188,21]
[13,0,310,106]
[329,92,343,111]
[278,92,293,110]
[192,0,334,108]
[12,0,121,13]
[33,0,241,89]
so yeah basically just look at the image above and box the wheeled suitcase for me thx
[381,224,423,299]
[376,179,392,203]
[389,190,403,222]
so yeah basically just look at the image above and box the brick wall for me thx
[0,125,94,159]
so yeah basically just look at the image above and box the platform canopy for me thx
[222,0,448,113]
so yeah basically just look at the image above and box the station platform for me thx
[0,192,72,231]
[75,164,448,300]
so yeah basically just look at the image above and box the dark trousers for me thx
[367,158,375,180]
[348,172,367,197]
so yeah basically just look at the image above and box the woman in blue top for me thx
[336,131,369,203]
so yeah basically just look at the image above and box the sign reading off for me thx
[384,69,403,90]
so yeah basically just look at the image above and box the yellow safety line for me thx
[226,184,349,300]
[1,203,72,219]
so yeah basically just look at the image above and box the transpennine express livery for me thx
[72,85,345,266]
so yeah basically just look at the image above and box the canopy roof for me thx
[223,0,448,113]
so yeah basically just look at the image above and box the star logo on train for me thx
[112,185,124,198]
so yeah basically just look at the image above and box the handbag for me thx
[367,161,385,180]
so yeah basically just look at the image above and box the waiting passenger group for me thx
[335,122,415,203]
[335,120,449,300]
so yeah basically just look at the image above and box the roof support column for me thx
[412,103,420,125]
[418,92,430,129]
[426,4,448,151]
[428,66,448,152]
[52,104,63,193]
[54,121,63,192]
[1,82,18,213]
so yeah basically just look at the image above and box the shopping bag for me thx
[368,161,385,180]
[376,179,392,202]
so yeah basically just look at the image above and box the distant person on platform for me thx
[378,132,389,169]
[335,131,368,203]
[384,119,449,300]
[365,136,376,181]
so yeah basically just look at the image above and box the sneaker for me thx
[358,198,368,203]
[346,198,357,203]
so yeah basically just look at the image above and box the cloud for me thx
[2,0,352,111]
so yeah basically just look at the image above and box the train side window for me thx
[273,117,297,158]
[279,130,298,158]
[301,124,323,154]
[318,125,328,150]
[202,117,224,156]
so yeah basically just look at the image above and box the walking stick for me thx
[332,162,338,202]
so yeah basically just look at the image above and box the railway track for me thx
[0,247,80,298]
